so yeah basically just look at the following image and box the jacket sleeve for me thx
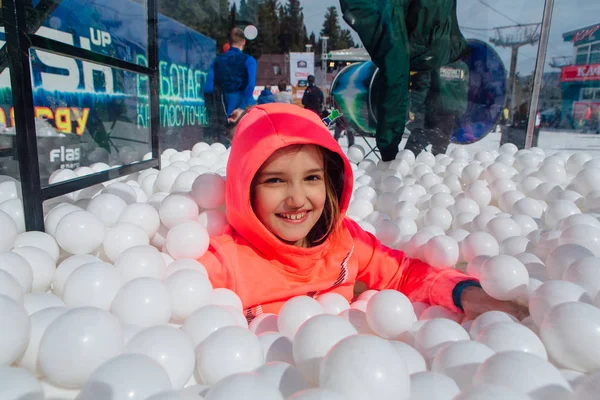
[242,56,257,108]
[197,238,236,290]
[345,218,477,313]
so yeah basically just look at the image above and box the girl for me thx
[199,103,528,321]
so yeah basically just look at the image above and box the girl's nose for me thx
[285,184,305,208]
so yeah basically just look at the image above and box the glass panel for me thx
[0,10,25,233]
[30,49,150,186]
[536,1,600,155]
[157,0,230,150]
[27,0,147,65]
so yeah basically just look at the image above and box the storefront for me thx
[559,23,600,131]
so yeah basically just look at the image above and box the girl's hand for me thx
[460,286,530,321]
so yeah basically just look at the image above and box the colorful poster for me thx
[289,52,315,88]
[0,0,216,178]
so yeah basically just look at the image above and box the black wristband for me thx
[452,280,482,311]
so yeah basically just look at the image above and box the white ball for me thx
[55,210,105,254]
[0,210,18,252]
[430,340,495,389]
[196,326,264,385]
[13,231,59,262]
[415,318,469,360]
[529,280,592,327]
[63,262,120,310]
[0,295,30,366]
[460,232,500,263]
[114,245,166,283]
[165,221,209,260]
[204,372,284,400]
[11,247,55,293]
[0,270,24,303]
[319,335,410,400]
[479,255,529,301]
[257,331,294,364]
[17,306,67,376]
[476,321,546,359]
[563,257,600,298]
[156,166,183,193]
[388,340,427,374]
[424,235,459,268]
[546,243,595,279]
[347,199,374,220]
[38,307,123,388]
[473,351,570,396]
[165,269,212,323]
[365,290,415,339]
[197,209,228,236]
[211,287,243,311]
[125,325,195,389]
[423,207,453,231]
[410,371,460,400]
[540,301,600,373]
[117,203,161,238]
[159,193,199,229]
[316,292,350,314]
[347,145,366,164]
[23,292,64,315]
[256,362,310,398]
[293,314,357,384]
[86,193,128,226]
[338,309,373,334]
[78,354,172,400]
[0,367,43,400]
[111,277,171,327]
[278,296,324,339]
[52,254,101,297]
[191,173,226,209]
[181,305,239,347]
[0,252,33,293]
[103,223,149,262]
[454,384,533,400]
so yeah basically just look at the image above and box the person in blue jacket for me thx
[205,28,257,117]
[257,85,276,104]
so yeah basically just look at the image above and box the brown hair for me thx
[230,28,246,46]
[251,144,344,248]
[307,147,344,246]
[278,80,287,92]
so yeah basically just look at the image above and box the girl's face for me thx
[252,145,326,247]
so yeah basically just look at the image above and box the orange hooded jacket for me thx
[198,103,476,319]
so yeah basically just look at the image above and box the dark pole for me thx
[3,0,45,230]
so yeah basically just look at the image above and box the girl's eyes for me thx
[263,175,322,184]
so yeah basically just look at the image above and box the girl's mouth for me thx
[276,211,310,223]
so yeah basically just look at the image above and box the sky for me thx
[287,0,600,74]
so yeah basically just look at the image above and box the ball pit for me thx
[0,142,600,399]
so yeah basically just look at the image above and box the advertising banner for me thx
[561,64,600,82]
[0,0,216,178]
[289,52,315,88]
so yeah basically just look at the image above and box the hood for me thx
[225,103,354,258]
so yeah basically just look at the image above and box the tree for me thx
[320,6,354,50]
[256,0,280,54]
[279,0,306,53]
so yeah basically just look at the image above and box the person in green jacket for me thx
[339,0,469,161]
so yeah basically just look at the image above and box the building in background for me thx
[559,23,600,132]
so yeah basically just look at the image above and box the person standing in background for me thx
[205,28,257,117]
[258,85,275,104]
[274,80,293,104]
[302,75,324,115]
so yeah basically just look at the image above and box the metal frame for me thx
[2,0,161,231]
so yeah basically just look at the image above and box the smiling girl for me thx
[198,103,528,321]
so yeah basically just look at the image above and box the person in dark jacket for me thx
[205,28,257,117]
[302,75,324,115]
[257,85,276,104]
[405,58,469,155]
[339,0,469,161]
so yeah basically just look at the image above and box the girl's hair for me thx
[251,144,345,248]
[306,147,344,246]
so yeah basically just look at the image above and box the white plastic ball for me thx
[529,280,591,327]
[86,193,128,227]
[55,210,105,255]
[196,326,264,385]
[410,371,460,400]
[292,314,357,384]
[165,269,212,323]
[278,296,324,339]
[77,354,172,400]
[204,372,283,400]
[38,307,123,388]
[256,362,310,398]
[424,235,459,268]
[13,231,59,262]
[159,193,199,229]
[165,221,209,260]
[0,367,43,400]
[191,173,226,209]
[0,295,30,366]
[11,247,55,292]
[63,262,120,310]
[182,305,239,347]
[479,255,529,301]
[111,277,171,327]
[319,335,410,400]
[103,223,149,262]
[117,203,161,238]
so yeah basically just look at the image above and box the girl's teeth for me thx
[280,212,306,220]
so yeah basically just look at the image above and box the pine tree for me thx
[257,0,280,54]
[319,6,353,50]
[238,0,248,21]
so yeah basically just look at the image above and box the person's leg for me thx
[334,123,343,141]
[404,71,433,155]
[347,129,355,147]
[341,0,411,161]
[429,114,456,155]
